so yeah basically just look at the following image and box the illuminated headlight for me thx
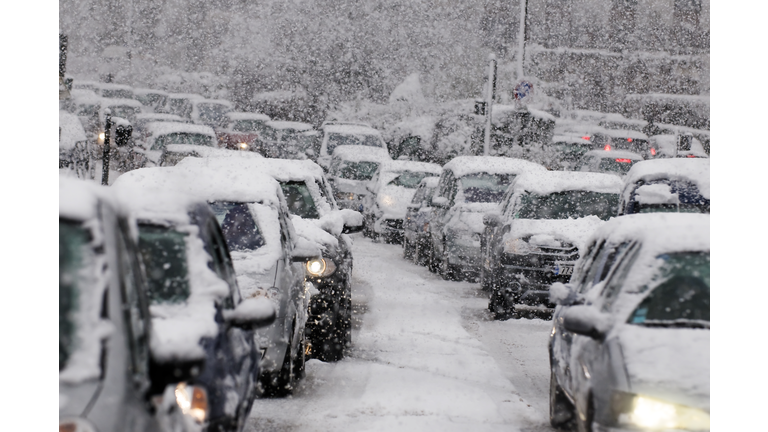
[238,142,249,150]
[503,238,540,255]
[59,418,98,432]
[175,382,208,424]
[305,257,337,277]
[380,195,395,207]
[98,132,105,143]
[615,393,709,430]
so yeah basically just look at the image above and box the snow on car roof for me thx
[325,124,382,136]
[599,128,648,140]
[145,121,216,139]
[197,99,233,108]
[168,92,205,100]
[443,156,546,177]
[59,175,109,221]
[331,145,392,162]
[133,87,169,96]
[70,88,99,99]
[266,120,314,131]
[584,149,644,160]
[226,112,271,121]
[492,105,556,123]
[164,144,263,159]
[99,83,132,91]
[623,158,710,199]
[513,171,623,195]
[134,113,186,122]
[419,176,440,188]
[101,98,143,108]
[59,111,87,150]
[380,160,442,174]
[178,155,324,183]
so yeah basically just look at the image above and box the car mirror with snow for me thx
[482,212,502,227]
[562,305,611,340]
[431,196,449,208]
[222,297,276,330]
[549,282,581,306]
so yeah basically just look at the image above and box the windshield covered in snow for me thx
[516,191,619,221]
[209,202,266,251]
[151,133,213,150]
[281,181,320,219]
[388,172,437,189]
[333,161,380,181]
[628,252,710,327]
[137,224,190,304]
[327,132,383,154]
[59,220,94,371]
[233,120,266,133]
[459,173,514,203]
[598,158,639,175]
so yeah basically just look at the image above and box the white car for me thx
[317,123,389,170]
[618,158,710,215]
[362,160,442,243]
[137,121,218,166]
[326,145,392,212]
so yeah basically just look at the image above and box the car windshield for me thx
[209,202,266,251]
[59,219,94,371]
[459,173,514,203]
[198,103,230,124]
[388,171,436,189]
[233,120,266,133]
[137,224,191,304]
[335,161,380,181]
[598,157,639,175]
[516,191,619,221]
[281,181,320,219]
[152,133,213,150]
[628,252,710,327]
[102,89,133,99]
[327,132,383,154]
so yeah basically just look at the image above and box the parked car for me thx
[481,171,623,319]
[167,93,232,127]
[648,134,709,159]
[134,88,170,113]
[101,97,143,123]
[362,160,442,243]
[137,121,217,166]
[618,158,710,216]
[548,213,709,432]
[167,93,205,119]
[317,123,389,170]
[577,149,644,177]
[59,176,205,432]
[261,120,315,159]
[403,176,440,265]
[327,145,393,212]
[177,156,364,361]
[116,163,318,396]
[427,156,547,281]
[217,112,271,152]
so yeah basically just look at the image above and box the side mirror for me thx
[549,282,581,306]
[338,209,363,234]
[342,223,364,234]
[562,305,610,340]
[149,357,206,396]
[483,212,502,227]
[291,237,322,261]
[223,297,276,330]
[431,196,449,209]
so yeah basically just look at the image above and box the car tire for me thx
[489,286,515,320]
[261,326,299,397]
[439,247,460,281]
[549,370,575,429]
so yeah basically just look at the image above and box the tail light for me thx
[650,148,656,156]
[581,135,591,140]
[604,144,612,151]
[627,138,633,142]
[615,158,632,163]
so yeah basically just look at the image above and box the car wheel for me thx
[439,247,460,281]
[314,299,346,363]
[261,326,299,397]
[489,287,515,320]
[549,370,575,429]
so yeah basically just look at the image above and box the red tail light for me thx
[604,144,612,151]
[650,148,656,156]
[615,158,632,163]
[687,154,696,158]
[581,135,591,140]
[627,138,633,142]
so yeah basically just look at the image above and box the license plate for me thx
[553,262,575,276]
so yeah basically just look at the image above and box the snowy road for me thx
[245,235,556,432]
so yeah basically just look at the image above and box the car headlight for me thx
[305,257,337,277]
[615,393,710,430]
[59,418,98,432]
[238,142,249,150]
[175,382,208,424]
[98,132,105,143]
[379,195,395,207]
[503,238,540,255]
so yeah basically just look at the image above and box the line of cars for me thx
[60,146,365,431]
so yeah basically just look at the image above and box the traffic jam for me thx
[58,4,710,431]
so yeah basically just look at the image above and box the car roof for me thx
[59,175,112,221]
[101,98,143,108]
[145,121,216,138]
[442,156,546,177]
[99,83,133,91]
[134,113,186,122]
[623,158,710,199]
[178,155,325,184]
[324,124,382,136]
[266,120,314,131]
[226,112,271,121]
[584,149,644,159]
[331,145,391,162]
[379,160,442,174]
[512,170,623,195]
[133,88,169,96]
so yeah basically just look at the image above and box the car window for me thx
[388,171,437,189]
[336,161,380,181]
[152,133,213,150]
[233,120,265,133]
[137,224,191,304]
[205,218,239,308]
[515,191,619,221]
[326,132,383,154]
[208,202,266,252]
[280,181,320,219]
[598,243,641,312]
[458,173,515,203]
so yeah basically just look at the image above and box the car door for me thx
[276,203,305,344]
[429,169,456,257]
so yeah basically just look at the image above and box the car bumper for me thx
[498,256,576,309]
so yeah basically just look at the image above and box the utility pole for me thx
[101,111,113,186]
[483,53,497,157]
[516,0,529,81]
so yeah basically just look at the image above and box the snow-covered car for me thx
[133,113,189,140]
[217,112,271,152]
[481,171,623,319]
[577,149,644,177]
[59,110,92,178]
[112,182,276,431]
[116,163,318,396]
[317,123,389,170]
[545,135,594,171]
[548,213,709,432]
[618,158,710,215]
[134,88,170,113]
[362,160,442,243]
[177,156,363,361]
[167,93,206,119]
[159,144,264,167]
[403,176,440,265]
[327,145,392,212]
[558,123,652,159]
[100,97,143,123]
[98,82,134,99]
[59,176,205,432]
[648,134,709,159]
[167,93,232,128]
[65,90,103,140]
[427,156,547,281]
[261,120,315,159]
[137,121,217,166]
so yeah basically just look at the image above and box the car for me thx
[177,156,364,362]
[159,144,264,167]
[403,176,440,265]
[317,123,389,170]
[137,121,218,166]
[101,97,144,123]
[59,176,206,432]
[547,213,709,432]
[217,112,271,152]
[166,94,232,128]
[362,160,442,243]
[326,145,393,212]
[116,163,318,396]
[64,90,104,141]
[544,135,594,171]
[261,120,315,159]
[618,158,710,215]
[480,171,623,319]
[112,181,276,432]
[133,113,190,141]
[576,149,644,177]
[427,156,547,281]
[134,88,170,113]
[557,123,653,159]
[648,134,709,159]
[167,93,206,119]
[98,82,134,99]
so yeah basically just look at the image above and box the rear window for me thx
[459,173,514,203]
[152,133,213,150]
[209,202,266,252]
[326,132,383,154]
[233,120,266,133]
[335,161,380,181]
[197,103,230,124]
[388,171,437,189]
[137,225,190,304]
[516,191,619,221]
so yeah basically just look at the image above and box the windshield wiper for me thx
[638,319,710,329]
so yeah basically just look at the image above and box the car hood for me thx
[617,324,710,411]
[508,217,604,253]
[332,178,369,195]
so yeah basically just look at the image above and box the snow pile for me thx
[389,73,427,105]
[443,156,546,178]
[513,171,623,195]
